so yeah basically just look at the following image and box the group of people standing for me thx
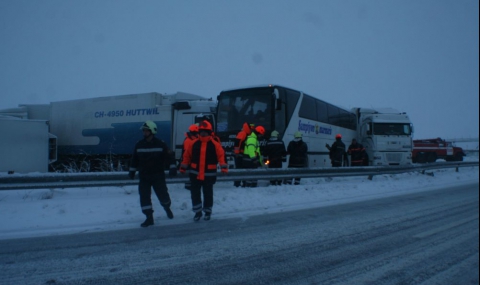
[128,120,227,227]
[326,134,368,167]
[233,122,309,187]
[128,120,367,228]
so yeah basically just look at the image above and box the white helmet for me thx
[140,121,157,134]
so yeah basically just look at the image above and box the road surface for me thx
[0,182,478,284]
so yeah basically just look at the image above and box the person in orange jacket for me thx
[181,124,199,190]
[180,120,228,221]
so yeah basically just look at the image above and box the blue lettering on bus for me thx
[298,120,332,135]
[298,120,316,134]
[319,126,332,135]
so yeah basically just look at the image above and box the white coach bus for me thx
[215,85,357,168]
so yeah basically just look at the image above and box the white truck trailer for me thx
[352,108,413,166]
[0,92,216,172]
[48,91,216,171]
[0,116,56,173]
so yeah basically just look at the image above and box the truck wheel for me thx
[416,152,427,163]
[427,153,437,163]
[455,153,464,161]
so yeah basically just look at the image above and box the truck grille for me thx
[386,153,402,163]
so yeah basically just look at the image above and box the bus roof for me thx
[219,84,298,93]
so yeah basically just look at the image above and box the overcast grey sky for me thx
[0,0,478,139]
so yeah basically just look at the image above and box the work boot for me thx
[141,215,154,227]
[165,208,174,219]
[204,212,211,221]
[193,211,202,222]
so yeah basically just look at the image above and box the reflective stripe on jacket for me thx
[130,137,176,175]
[348,143,366,164]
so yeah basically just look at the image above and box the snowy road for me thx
[0,182,478,285]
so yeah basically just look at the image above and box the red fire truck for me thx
[412,138,466,163]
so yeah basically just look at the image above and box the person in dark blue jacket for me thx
[129,121,177,227]
[348,138,366,166]
[264,130,287,185]
[326,134,347,167]
[285,131,308,185]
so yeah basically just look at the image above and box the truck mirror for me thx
[366,123,372,135]
[275,99,282,111]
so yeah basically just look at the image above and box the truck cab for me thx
[353,108,413,166]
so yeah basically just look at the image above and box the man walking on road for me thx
[129,120,177,227]
[180,120,228,221]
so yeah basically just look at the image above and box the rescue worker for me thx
[181,124,199,190]
[348,138,366,167]
[128,120,177,227]
[243,125,265,187]
[285,131,308,185]
[179,120,228,221]
[195,115,222,144]
[263,130,286,186]
[326,134,347,167]
[233,122,254,187]
[195,115,223,157]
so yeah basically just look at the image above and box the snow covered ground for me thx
[0,160,478,241]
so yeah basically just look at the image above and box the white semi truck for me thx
[352,108,413,166]
[0,92,216,172]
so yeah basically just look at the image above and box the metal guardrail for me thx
[0,161,478,191]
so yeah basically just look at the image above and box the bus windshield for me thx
[216,88,273,132]
[373,123,412,136]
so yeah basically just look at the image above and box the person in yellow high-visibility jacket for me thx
[242,126,265,187]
